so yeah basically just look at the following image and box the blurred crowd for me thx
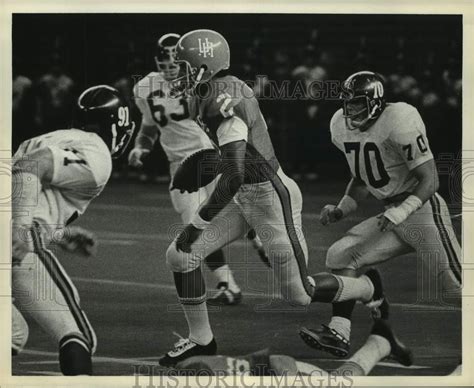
[13,20,462,183]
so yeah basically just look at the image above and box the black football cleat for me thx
[371,319,413,366]
[160,337,217,368]
[207,282,243,306]
[364,268,385,309]
[299,325,350,358]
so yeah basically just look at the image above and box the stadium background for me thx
[11,14,463,376]
[13,14,461,191]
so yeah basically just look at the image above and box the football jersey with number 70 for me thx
[330,102,434,200]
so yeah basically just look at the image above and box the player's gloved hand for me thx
[176,223,202,253]
[377,214,396,232]
[128,147,151,168]
[320,205,343,225]
[58,226,97,257]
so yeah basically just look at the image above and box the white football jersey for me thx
[331,102,434,200]
[14,129,112,230]
[133,72,213,162]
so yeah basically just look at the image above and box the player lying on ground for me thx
[299,71,462,358]
[129,32,269,305]
[12,85,135,375]
[177,318,412,376]
[159,29,387,367]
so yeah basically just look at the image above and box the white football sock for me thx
[344,334,390,375]
[333,275,374,303]
[328,316,351,341]
[182,301,214,346]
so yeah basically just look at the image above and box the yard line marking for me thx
[21,361,58,365]
[21,349,162,367]
[72,277,461,311]
[25,371,63,376]
[90,203,367,222]
[101,239,137,246]
[19,349,430,371]
[94,230,329,252]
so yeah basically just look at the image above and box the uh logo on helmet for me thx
[341,71,386,131]
[172,29,230,95]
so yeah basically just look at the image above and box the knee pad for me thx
[12,305,29,355]
[326,240,356,270]
[166,242,202,273]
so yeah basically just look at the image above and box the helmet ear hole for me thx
[73,85,135,157]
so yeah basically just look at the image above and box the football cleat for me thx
[371,319,413,367]
[364,268,385,309]
[159,336,217,368]
[207,282,242,306]
[299,325,350,358]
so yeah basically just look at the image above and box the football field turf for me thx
[12,180,462,376]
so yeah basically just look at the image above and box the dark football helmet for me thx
[341,71,386,130]
[173,29,230,96]
[155,33,181,81]
[74,85,135,158]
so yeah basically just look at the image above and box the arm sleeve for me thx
[216,116,249,146]
[389,109,434,170]
[330,112,344,152]
[133,87,155,126]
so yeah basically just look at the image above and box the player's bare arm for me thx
[378,159,439,232]
[175,139,246,253]
[320,176,368,225]
[128,122,159,168]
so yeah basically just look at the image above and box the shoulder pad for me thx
[204,76,254,118]
[133,72,164,98]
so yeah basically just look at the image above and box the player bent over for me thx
[177,318,412,376]
[129,32,268,305]
[300,71,462,358]
[159,30,387,367]
[12,85,135,374]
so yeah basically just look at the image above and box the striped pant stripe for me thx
[429,196,462,285]
[270,173,313,297]
[31,222,95,352]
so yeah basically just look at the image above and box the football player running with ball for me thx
[159,30,388,366]
[130,33,268,305]
[299,71,462,358]
[12,85,135,375]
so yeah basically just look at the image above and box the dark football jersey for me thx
[189,75,279,183]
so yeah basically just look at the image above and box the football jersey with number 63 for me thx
[133,72,213,162]
[330,102,434,200]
